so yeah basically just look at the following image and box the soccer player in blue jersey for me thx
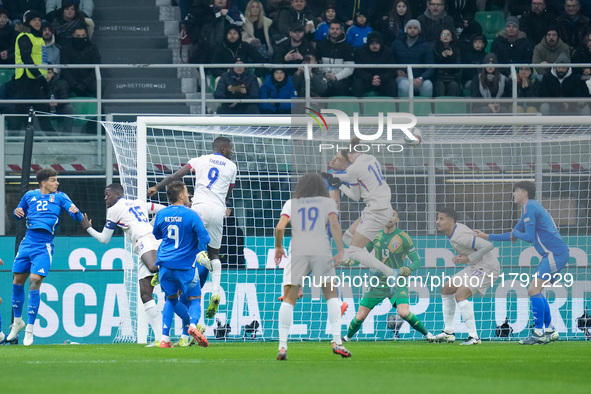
[475,181,567,345]
[153,181,211,348]
[6,168,83,346]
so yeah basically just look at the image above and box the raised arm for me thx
[82,213,115,244]
[147,164,191,197]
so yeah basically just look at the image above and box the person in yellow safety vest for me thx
[15,9,54,131]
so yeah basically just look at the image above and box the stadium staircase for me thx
[92,0,195,117]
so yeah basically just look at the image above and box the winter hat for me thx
[545,23,559,35]
[555,52,570,64]
[483,52,498,64]
[41,21,54,32]
[367,31,383,45]
[23,10,43,26]
[470,33,488,48]
[505,16,519,29]
[355,8,367,18]
[405,19,421,32]
[290,23,305,32]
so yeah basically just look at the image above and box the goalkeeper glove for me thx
[398,266,411,277]
[196,250,213,271]
[321,172,342,188]
[342,258,358,267]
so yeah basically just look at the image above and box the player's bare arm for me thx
[81,213,92,230]
[474,229,489,239]
[14,207,25,218]
[274,215,289,265]
[147,164,191,196]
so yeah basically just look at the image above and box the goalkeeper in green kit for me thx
[343,209,434,342]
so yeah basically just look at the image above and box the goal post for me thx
[103,114,591,343]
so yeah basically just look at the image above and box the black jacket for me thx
[539,68,587,98]
[519,8,557,46]
[60,39,101,95]
[214,69,260,100]
[353,38,395,85]
[211,35,265,77]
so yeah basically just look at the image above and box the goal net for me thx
[102,115,591,343]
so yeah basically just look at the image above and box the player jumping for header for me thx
[148,136,236,319]
[81,183,166,347]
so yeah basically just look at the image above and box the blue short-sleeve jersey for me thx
[14,189,83,235]
[153,205,211,270]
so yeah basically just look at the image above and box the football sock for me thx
[327,298,342,346]
[347,317,363,339]
[348,246,394,277]
[144,300,162,342]
[402,311,428,336]
[27,290,40,325]
[543,297,552,329]
[457,299,478,338]
[278,302,293,350]
[189,297,202,326]
[530,293,545,330]
[162,300,174,337]
[343,230,353,247]
[211,258,222,295]
[12,284,25,319]
[441,293,456,333]
[180,295,190,336]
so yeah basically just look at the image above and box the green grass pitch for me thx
[1,341,589,393]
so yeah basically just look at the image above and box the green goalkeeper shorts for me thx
[359,284,410,310]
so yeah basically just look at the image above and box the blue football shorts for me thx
[13,231,54,277]
[159,266,201,298]
[534,251,569,283]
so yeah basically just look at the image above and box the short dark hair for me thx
[36,168,58,184]
[514,181,536,199]
[166,181,186,204]
[106,183,124,195]
[213,136,232,152]
[294,173,329,198]
[438,207,458,222]
[329,21,342,28]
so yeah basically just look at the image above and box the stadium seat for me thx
[362,97,397,116]
[71,97,98,127]
[0,68,14,86]
[326,96,360,115]
[398,97,432,116]
[474,11,505,40]
[433,96,468,115]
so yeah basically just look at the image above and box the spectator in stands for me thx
[491,16,533,72]
[337,0,377,28]
[242,0,275,61]
[432,28,461,96]
[292,53,328,97]
[60,26,101,97]
[220,204,245,269]
[539,52,591,114]
[520,0,558,47]
[417,0,455,44]
[183,0,217,64]
[452,9,482,54]
[374,0,412,47]
[272,23,314,74]
[446,0,478,31]
[42,22,60,74]
[214,60,260,114]
[461,33,487,90]
[46,0,94,19]
[347,9,373,48]
[266,0,291,27]
[533,25,571,75]
[571,32,591,79]
[316,21,355,96]
[14,10,53,130]
[0,8,16,64]
[46,67,73,133]
[6,0,45,24]
[259,67,297,114]
[352,31,396,97]
[52,1,91,48]
[548,0,568,16]
[209,0,245,54]
[470,52,510,114]
[392,19,434,97]
[211,25,265,77]
[516,66,541,113]
[556,0,590,49]
[277,0,316,41]
[314,3,338,42]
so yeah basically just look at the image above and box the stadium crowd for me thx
[179,0,591,114]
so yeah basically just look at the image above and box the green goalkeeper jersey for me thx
[366,227,422,281]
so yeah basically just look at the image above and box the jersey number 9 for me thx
[207,167,220,189]
[168,224,180,248]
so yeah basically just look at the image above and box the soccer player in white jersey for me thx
[431,207,500,345]
[81,183,165,346]
[274,173,351,360]
[322,138,398,282]
[148,136,236,318]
